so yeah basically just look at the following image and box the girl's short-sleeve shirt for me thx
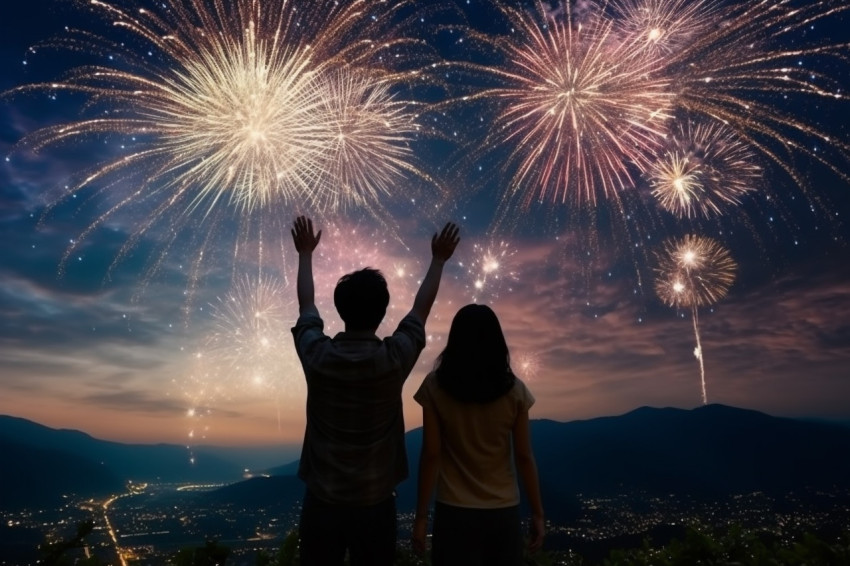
[414,372,535,509]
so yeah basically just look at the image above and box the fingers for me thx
[440,222,459,241]
[440,222,451,239]
[434,222,460,245]
[292,216,320,252]
[292,216,318,237]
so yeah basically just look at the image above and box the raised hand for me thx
[411,221,460,322]
[291,215,322,254]
[431,222,460,262]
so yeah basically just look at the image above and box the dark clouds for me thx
[81,389,189,415]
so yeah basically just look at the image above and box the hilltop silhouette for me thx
[3,405,850,518]
[213,404,850,523]
[0,415,243,509]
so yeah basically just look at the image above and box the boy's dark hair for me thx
[435,303,516,403]
[334,268,390,331]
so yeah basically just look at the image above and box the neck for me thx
[344,325,379,334]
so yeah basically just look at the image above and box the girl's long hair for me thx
[435,304,516,403]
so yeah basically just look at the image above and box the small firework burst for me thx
[204,275,298,395]
[466,239,518,301]
[654,234,737,307]
[513,350,542,382]
[606,0,719,56]
[649,120,761,218]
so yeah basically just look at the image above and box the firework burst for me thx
[464,239,518,301]
[665,0,850,202]
[317,68,424,212]
[8,0,435,291]
[606,0,720,57]
[466,0,674,217]
[205,275,296,392]
[513,350,542,382]
[654,234,737,404]
[188,274,303,430]
[654,234,737,308]
[450,0,848,258]
[649,119,762,219]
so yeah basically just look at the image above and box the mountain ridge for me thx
[3,405,850,517]
[217,404,850,522]
[0,414,245,510]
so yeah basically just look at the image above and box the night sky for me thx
[1,0,849,447]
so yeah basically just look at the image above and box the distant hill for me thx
[0,439,124,507]
[529,404,850,497]
[205,475,304,510]
[219,405,850,523]
[0,415,246,510]
[5,405,850,519]
[265,459,300,477]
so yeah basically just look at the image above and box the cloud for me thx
[416,236,850,421]
[79,389,189,415]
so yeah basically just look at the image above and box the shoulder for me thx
[293,304,323,329]
[413,371,438,406]
[392,311,425,340]
[511,377,536,409]
[291,305,327,349]
[384,312,426,358]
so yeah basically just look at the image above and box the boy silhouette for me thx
[290,216,460,566]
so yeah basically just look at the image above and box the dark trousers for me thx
[432,501,523,566]
[298,489,397,566]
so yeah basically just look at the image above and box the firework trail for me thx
[7,0,436,293]
[175,356,214,460]
[654,235,736,404]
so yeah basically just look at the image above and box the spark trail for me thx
[654,235,736,404]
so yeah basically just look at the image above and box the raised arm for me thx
[411,222,460,323]
[291,216,322,314]
[513,409,545,553]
